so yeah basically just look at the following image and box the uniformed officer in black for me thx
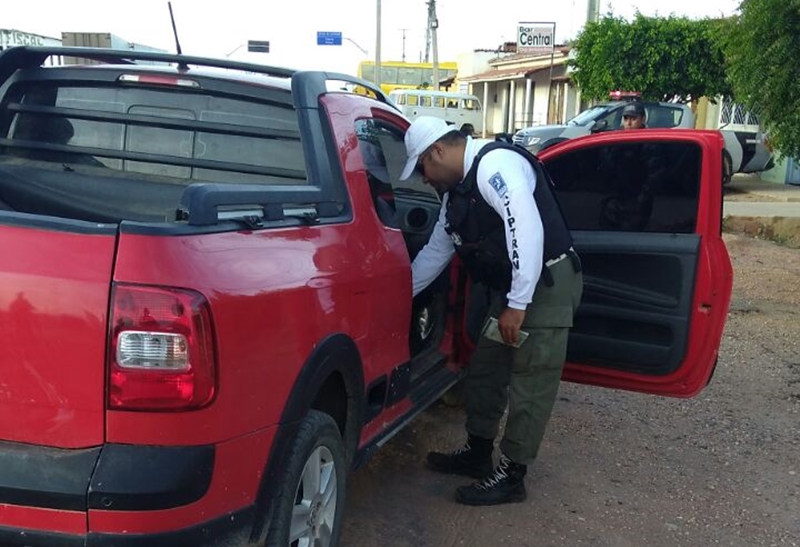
[621,101,647,130]
[399,116,583,506]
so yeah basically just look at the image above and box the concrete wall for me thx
[62,32,166,54]
[459,50,575,135]
[565,86,579,121]
[702,97,721,129]
[473,73,578,135]
[508,70,574,130]
[469,81,505,136]
[760,157,800,185]
[530,72,553,127]
[456,51,500,83]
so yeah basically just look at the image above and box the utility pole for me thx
[399,28,409,63]
[586,0,600,23]
[375,0,382,88]
[424,17,430,62]
[427,0,439,90]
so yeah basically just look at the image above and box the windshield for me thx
[567,105,610,126]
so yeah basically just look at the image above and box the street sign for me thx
[517,22,555,56]
[317,31,343,46]
[247,40,270,53]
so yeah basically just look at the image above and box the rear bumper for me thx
[0,441,213,512]
[0,507,255,547]
[0,440,255,546]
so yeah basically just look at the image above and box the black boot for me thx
[455,453,527,506]
[426,435,494,479]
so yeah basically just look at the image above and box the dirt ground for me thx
[339,234,800,547]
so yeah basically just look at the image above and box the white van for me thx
[388,89,483,134]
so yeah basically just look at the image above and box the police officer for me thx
[600,101,667,230]
[621,101,647,130]
[399,116,583,506]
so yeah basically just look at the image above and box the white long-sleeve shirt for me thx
[411,138,544,310]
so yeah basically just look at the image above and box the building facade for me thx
[457,47,581,137]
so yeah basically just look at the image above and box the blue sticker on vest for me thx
[488,172,508,198]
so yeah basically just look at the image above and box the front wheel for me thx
[266,410,347,547]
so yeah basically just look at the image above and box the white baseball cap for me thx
[399,116,458,180]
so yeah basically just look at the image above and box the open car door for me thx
[538,130,733,397]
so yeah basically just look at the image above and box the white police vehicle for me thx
[513,92,773,184]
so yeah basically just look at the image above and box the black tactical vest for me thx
[444,142,572,291]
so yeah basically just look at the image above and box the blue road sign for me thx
[317,31,343,46]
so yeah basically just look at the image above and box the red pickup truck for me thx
[0,46,732,547]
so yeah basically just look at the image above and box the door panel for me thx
[568,232,699,375]
[392,195,441,260]
[540,130,733,397]
[353,116,450,381]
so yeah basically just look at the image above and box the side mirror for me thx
[590,120,609,133]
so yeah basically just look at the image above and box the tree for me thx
[722,0,800,159]
[570,13,731,103]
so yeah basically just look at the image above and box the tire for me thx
[722,151,733,186]
[265,410,346,547]
[409,288,447,356]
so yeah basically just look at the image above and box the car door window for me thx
[545,141,701,233]
[648,105,684,128]
[355,118,439,227]
[599,105,624,129]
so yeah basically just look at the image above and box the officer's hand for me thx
[498,307,526,345]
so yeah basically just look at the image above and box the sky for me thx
[5,0,741,74]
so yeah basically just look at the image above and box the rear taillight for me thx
[108,284,216,411]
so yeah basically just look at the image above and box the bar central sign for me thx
[517,22,555,56]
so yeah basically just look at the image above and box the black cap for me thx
[622,102,646,117]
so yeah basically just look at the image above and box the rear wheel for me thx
[266,410,346,547]
[722,151,733,186]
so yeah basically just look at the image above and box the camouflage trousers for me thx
[464,256,584,464]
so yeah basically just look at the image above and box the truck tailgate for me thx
[0,220,116,448]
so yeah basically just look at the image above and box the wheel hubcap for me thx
[289,446,337,547]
